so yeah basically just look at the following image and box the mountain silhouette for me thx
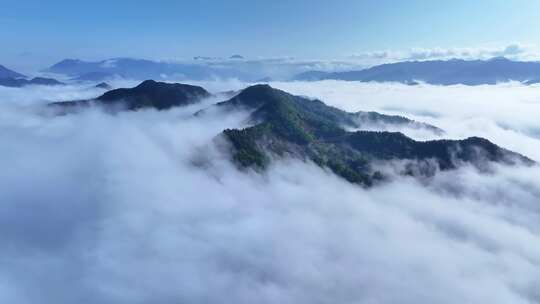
[95,82,113,90]
[0,65,26,79]
[293,57,540,85]
[50,80,210,111]
[0,77,64,87]
[45,58,254,81]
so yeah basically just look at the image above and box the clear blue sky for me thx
[1,0,539,70]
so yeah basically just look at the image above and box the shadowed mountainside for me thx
[50,80,211,111]
[0,64,26,79]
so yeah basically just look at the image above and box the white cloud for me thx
[0,81,539,303]
[350,44,540,65]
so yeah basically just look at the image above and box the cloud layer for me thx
[0,82,539,303]
[349,44,540,66]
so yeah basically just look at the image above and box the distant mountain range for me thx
[0,64,66,88]
[50,80,533,186]
[43,57,368,82]
[293,57,540,85]
[42,56,540,85]
[0,65,68,88]
[0,77,64,88]
[44,57,257,81]
[0,64,26,79]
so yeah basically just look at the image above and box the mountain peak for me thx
[219,84,441,134]
[0,64,26,79]
[95,82,113,90]
[51,80,211,111]
[217,84,285,109]
[293,57,540,85]
[242,83,273,91]
[238,84,276,96]
[135,79,158,88]
[51,59,83,67]
[230,54,245,59]
[97,80,211,110]
[488,56,511,62]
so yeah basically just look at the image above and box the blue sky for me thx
[1,0,539,70]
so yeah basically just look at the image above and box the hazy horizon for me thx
[3,0,540,71]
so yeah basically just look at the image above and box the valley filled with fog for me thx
[1,81,539,303]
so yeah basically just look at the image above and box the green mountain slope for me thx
[50,80,211,111]
[222,85,533,186]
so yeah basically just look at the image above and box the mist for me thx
[0,81,539,304]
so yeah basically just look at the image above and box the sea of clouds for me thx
[0,81,539,303]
